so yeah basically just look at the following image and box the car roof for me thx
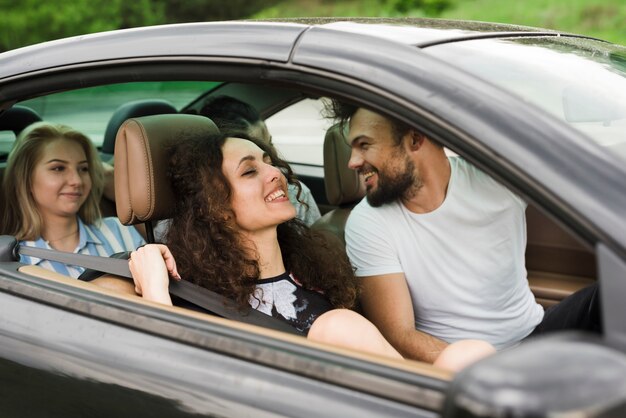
[289,17,559,45]
[0,18,571,82]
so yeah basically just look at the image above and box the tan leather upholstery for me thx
[530,271,594,308]
[311,124,365,244]
[525,204,596,307]
[323,124,364,206]
[525,205,596,278]
[114,114,218,225]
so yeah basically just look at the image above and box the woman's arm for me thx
[128,244,181,305]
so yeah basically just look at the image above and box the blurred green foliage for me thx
[0,0,280,52]
[254,0,626,45]
[385,0,455,16]
[0,0,165,52]
[438,0,626,45]
[1,0,624,52]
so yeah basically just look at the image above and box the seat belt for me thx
[15,244,304,336]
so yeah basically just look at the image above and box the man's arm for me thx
[360,273,448,363]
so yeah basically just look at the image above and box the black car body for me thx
[1,18,626,417]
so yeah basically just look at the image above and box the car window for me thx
[18,81,219,147]
[266,98,332,167]
[426,37,626,162]
[0,131,14,156]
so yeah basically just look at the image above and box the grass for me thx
[439,0,626,44]
[253,0,626,45]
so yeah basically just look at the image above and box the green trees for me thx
[0,0,164,52]
[0,0,281,52]
[385,0,454,16]
[1,0,623,52]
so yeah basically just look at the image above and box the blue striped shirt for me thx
[19,217,145,278]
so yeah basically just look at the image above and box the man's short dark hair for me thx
[324,98,411,146]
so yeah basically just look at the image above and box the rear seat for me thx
[311,124,595,307]
[0,106,42,138]
[0,106,43,223]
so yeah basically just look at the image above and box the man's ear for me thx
[406,130,425,151]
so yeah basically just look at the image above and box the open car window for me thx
[266,97,331,167]
[17,81,218,147]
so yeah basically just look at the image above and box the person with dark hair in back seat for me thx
[325,101,601,364]
[199,95,321,226]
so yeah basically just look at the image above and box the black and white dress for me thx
[249,272,334,335]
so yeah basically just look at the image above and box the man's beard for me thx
[366,157,419,207]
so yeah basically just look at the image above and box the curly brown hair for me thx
[164,132,358,310]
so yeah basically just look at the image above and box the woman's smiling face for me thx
[30,138,91,222]
[221,137,296,233]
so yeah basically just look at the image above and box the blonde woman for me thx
[0,122,144,278]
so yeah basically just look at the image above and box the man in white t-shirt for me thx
[326,102,600,363]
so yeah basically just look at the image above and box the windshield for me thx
[426,36,626,162]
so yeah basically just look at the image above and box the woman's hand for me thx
[129,244,181,305]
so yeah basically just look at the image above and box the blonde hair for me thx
[0,122,104,240]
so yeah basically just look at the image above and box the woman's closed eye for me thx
[242,167,257,177]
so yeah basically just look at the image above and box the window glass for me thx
[427,37,626,161]
[18,81,218,147]
[266,98,332,167]
[0,131,14,157]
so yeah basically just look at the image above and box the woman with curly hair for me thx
[129,133,495,367]
[129,133,401,358]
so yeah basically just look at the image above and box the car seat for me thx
[0,105,42,138]
[0,106,43,221]
[99,99,178,217]
[0,105,42,161]
[101,99,177,160]
[311,123,365,245]
[113,114,218,242]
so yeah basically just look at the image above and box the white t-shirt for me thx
[345,157,543,350]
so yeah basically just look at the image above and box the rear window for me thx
[16,81,218,147]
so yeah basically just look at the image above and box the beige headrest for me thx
[114,114,219,225]
[323,123,365,206]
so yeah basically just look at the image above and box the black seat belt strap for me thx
[16,244,303,336]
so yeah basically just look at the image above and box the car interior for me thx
[0,80,598,372]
